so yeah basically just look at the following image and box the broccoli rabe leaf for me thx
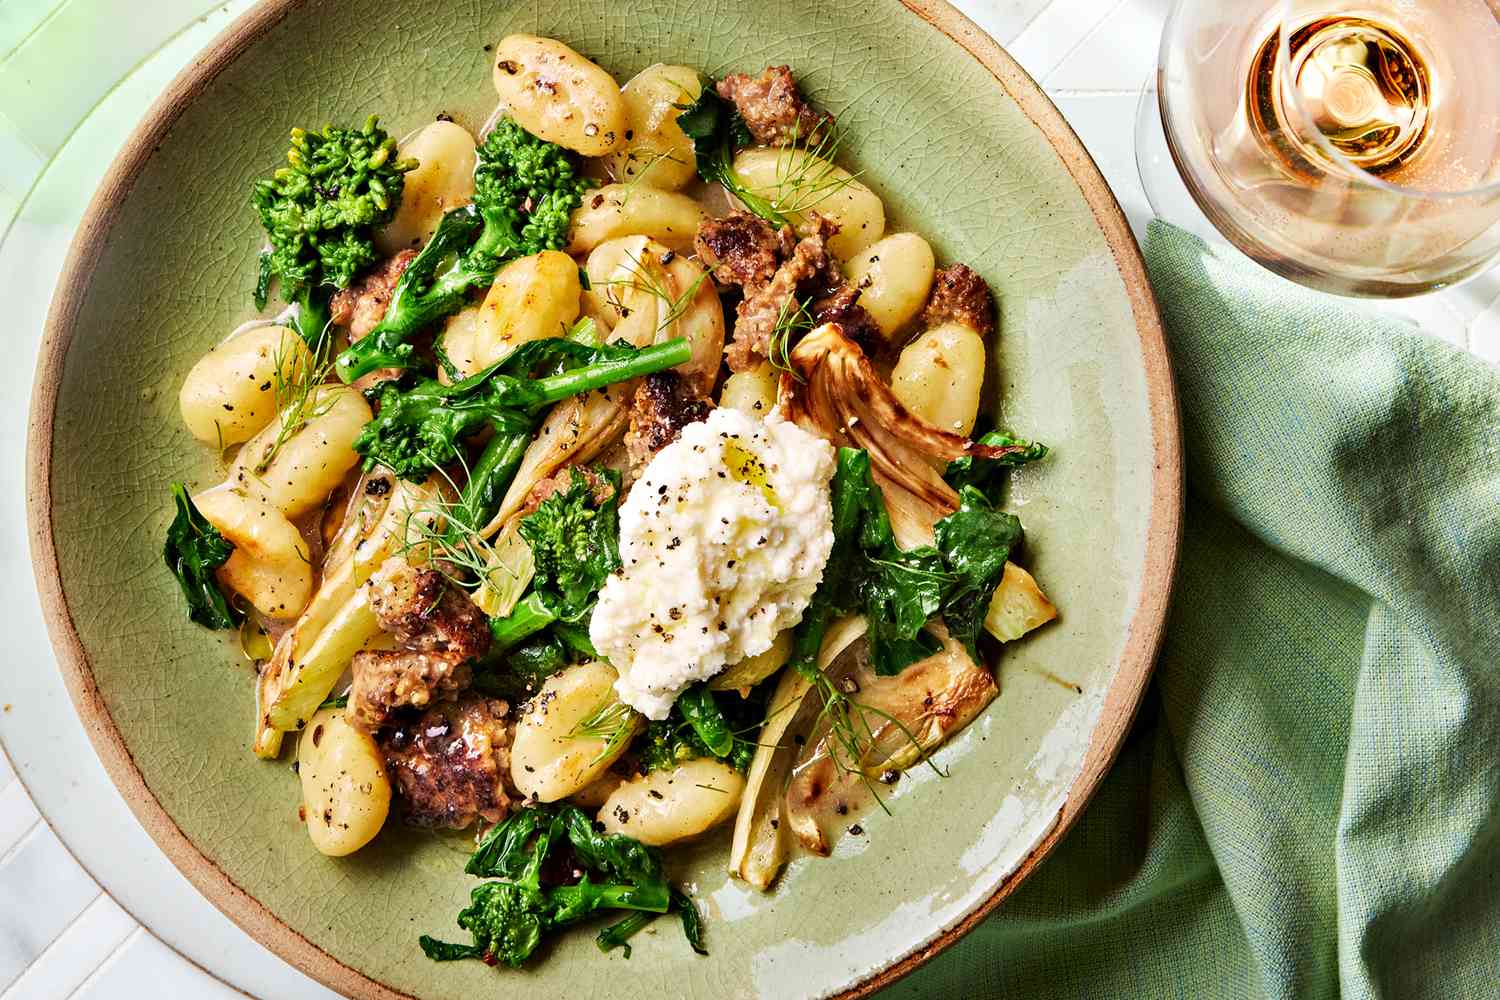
[675,684,735,758]
[422,804,701,969]
[163,484,241,630]
[942,430,1048,495]
[672,888,709,956]
[336,119,591,383]
[788,448,1027,677]
[932,487,1024,662]
[556,807,667,894]
[251,116,413,344]
[465,807,551,880]
[471,630,570,700]
[786,449,945,676]
[416,937,485,962]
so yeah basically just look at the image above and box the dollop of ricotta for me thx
[590,407,836,719]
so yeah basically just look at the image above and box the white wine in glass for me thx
[1147,0,1500,297]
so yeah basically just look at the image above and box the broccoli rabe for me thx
[335,119,591,382]
[639,685,765,774]
[352,337,689,530]
[420,804,704,967]
[517,467,622,621]
[163,484,241,630]
[487,466,621,658]
[251,116,414,344]
[787,448,1027,678]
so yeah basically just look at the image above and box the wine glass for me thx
[1137,0,1500,299]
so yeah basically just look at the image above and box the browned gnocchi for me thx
[492,34,628,156]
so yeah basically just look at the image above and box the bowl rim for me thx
[25,0,1183,996]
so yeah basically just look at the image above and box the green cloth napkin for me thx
[891,221,1500,1000]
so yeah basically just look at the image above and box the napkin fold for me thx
[893,221,1500,1000]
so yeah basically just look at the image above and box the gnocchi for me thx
[890,321,987,436]
[582,235,648,323]
[298,707,392,856]
[376,120,477,255]
[178,326,311,447]
[660,252,725,395]
[569,773,624,810]
[597,758,745,846]
[229,385,372,518]
[510,661,641,802]
[587,236,722,392]
[435,305,484,385]
[731,147,886,259]
[458,251,582,374]
[567,183,707,255]
[193,487,312,618]
[492,34,628,156]
[710,629,792,691]
[845,233,935,340]
[718,361,779,418]
[605,64,701,190]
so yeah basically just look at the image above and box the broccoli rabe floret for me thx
[486,463,623,658]
[251,116,414,344]
[469,118,588,268]
[335,119,592,382]
[517,467,622,622]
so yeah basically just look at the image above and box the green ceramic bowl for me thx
[29,1,1180,996]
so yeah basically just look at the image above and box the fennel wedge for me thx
[784,623,997,855]
[728,615,867,890]
[258,476,442,737]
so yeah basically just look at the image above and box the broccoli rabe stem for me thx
[291,285,331,349]
[457,338,690,526]
[551,879,670,917]
[595,888,707,957]
[595,910,653,955]
[458,428,534,532]
[526,338,690,403]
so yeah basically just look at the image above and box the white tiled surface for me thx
[0,1,1494,998]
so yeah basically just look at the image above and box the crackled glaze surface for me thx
[31,1,1178,997]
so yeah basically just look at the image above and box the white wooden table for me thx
[1,1,1494,997]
